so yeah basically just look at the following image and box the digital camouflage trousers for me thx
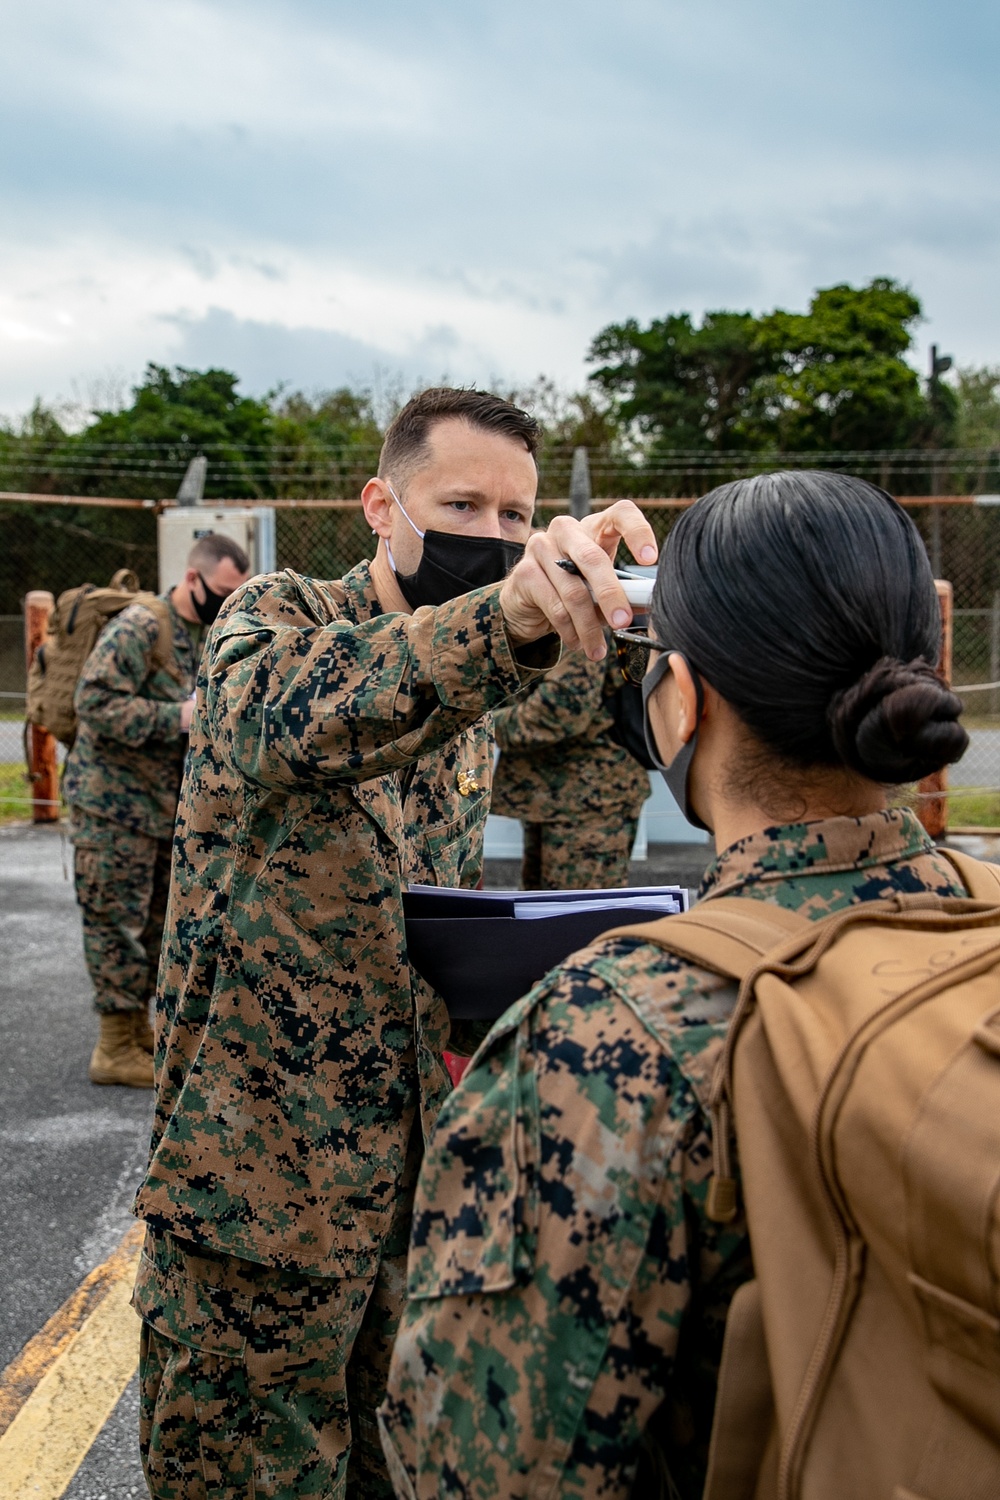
[521,812,639,890]
[134,1130,420,1500]
[135,1228,409,1500]
[70,807,173,1015]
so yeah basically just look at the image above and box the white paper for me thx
[513,895,681,920]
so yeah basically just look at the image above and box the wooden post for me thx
[24,591,59,824]
[916,579,952,840]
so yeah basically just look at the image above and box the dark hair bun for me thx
[829,658,969,783]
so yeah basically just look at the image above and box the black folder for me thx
[404,884,689,1021]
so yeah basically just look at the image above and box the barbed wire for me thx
[2,438,998,458]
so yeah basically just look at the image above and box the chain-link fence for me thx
[2,485,999,826]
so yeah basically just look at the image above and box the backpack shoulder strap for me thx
[936,846,1000,902]
[135,595,184,683]
[601,898,813,983]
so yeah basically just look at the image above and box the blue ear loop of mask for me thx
[641,649,709,832]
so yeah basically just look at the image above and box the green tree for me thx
[950,365,1000,494]
[268,388,383,498]
[587,311,774,450]
[586,278,935,456]
[69,365,275,499]
[511,376,624,452]
[954,366,1000,450]
[752,279,929,450]
[0,399,75,495]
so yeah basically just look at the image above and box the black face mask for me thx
[193,573,227,626]
[642,649,710,832]
[393,530,525,609]
[386,484,525,608]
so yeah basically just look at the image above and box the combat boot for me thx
[89,1012,154,1088]
[132,1008,155,1055]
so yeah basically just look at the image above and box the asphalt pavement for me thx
[0,823,152,1496]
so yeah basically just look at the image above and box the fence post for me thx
[916,580,952,840]
[928,503,943,577]
[569,447,591,520]
[991,590,1000,719]
[23,591,59,824]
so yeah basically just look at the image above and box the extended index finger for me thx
[580,500,658,566]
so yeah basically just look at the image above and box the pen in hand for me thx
[554,557,654,607]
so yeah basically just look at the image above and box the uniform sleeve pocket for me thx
[132,1245,253,1359]
[406,1028,538,1299]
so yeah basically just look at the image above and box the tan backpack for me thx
[608,847,1000,1500]
[26,569,180,747]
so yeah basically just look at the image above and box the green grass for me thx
[0,761,34,824]
[944,790,1000,829]
[0,761,64,825]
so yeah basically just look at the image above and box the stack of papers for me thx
[404,883,689,1020]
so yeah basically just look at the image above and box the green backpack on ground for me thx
[26,569,179,747]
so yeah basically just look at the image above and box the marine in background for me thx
[63,533,250,1089]
[491,646,651,889]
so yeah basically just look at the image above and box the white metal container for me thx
[157,507,276,591]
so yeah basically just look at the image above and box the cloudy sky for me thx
[1,0,997,418]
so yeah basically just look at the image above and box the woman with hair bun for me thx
[381,473,973,1500]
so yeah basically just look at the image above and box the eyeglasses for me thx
[612,628,663,687]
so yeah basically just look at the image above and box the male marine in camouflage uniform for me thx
[131,387,658,1499]
[491,647,650,889]
[380,810,968,1498]
[64,534,250,1089]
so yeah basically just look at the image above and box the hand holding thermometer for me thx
[555,557,655,609]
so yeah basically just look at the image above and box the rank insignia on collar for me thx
[457,771,481,796]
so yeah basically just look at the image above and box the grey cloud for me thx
[2,0,1000,411]
[178,245,219,280]
[590,193,1000,329]
[161,307,470,397]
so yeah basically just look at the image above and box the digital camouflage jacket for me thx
[379,809,966,1500]
[63,596,200,839]
[490,648,650,824]
[134,564,555,1280]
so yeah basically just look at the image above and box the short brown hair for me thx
[378,387,540,483]
[187,533,250,574]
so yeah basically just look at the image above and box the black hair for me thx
[187,533,250,575]
[650,470,968,784]
[379,387,539,482]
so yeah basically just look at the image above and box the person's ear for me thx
[362,479,394,539]
[668,652,701,745]
[183,565,201,594]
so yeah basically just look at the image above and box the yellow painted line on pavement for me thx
[0,1222,144,1499]
[0,1220,143,1438]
